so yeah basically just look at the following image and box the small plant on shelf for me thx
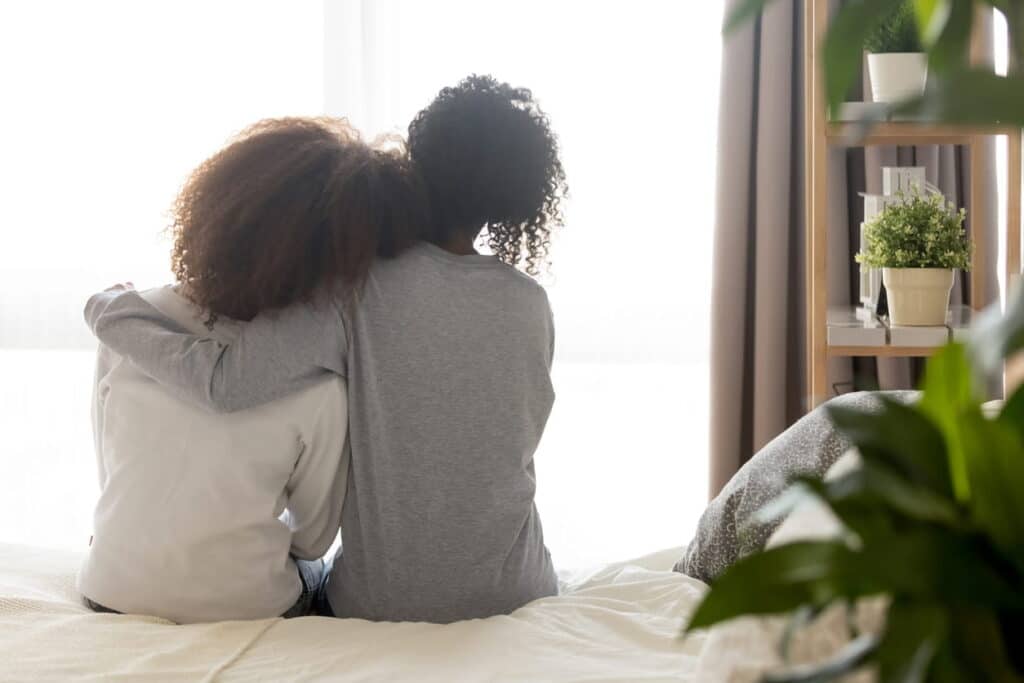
[725,0,1024,125]
[857,191,970,326]
[857,192,970,270]
[862,1,928,103]
[862,1,923,54]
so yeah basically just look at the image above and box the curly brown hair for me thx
[407,75,567,276]
[170,117,426,322]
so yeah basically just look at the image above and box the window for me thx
[0,0,722,568]
[0,0,324,550]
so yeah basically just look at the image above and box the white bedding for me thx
[1,544,713,682]
[0,454,872,682]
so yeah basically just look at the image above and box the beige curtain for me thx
[709,0,998,497]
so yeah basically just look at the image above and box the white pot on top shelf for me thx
[867,53,928,103]
[863,3,928,104]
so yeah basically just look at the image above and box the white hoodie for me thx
[78,286,348,623]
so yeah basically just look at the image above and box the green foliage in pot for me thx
[699,3,1024,678]
[723,0,1024,126]
[684,347,1024,679]
[683,307,1024,679]
[856,192,971,269]
[864,1,924,53]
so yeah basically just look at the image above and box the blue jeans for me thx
[313,553,337,617]
[280,557,325,618]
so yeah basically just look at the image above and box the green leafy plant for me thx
[724,0,1024,126]
[695,4,1024,678]
[683,322,1024,679]
[857,191,971,269]
[864,1,925,53]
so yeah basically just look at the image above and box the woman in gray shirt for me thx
[86,75,569,623]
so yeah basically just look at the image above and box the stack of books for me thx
[831,102,919,123]
[827,307,886,346]
[827,305,974,348]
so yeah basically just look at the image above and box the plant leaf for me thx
[684,541,871,631]
[779,604,825,661]
[997,382,1024,442]
[969,284,1024,376]
[892,69,1024,126]
[751,481,826,527]
[999,610,1024,676]
[770,473,897,545]
[917,343,979,502]
[816,459,963,527]
[959,411,1024,551]
[827,398,952,497]
[875,600,949,683]
[861,526,1024,607]
[762,634,880,683]
[918,343,977,412]
[927,643,977,683]
[948,607,1024,682]
[924,0,974,72]
[913,0,950,46]
[824,0,906,111]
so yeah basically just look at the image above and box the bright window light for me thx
[0,0,722,569]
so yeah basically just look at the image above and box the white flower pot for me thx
[867,53,928,103]
[882,267,954,326]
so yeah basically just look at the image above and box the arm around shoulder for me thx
[84,289,348,412]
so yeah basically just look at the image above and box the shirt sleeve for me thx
[83,289,347,413]
[90,344,119,489]
[283,387,350,560]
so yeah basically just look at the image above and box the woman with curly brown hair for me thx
[171,117,425,322]
[78,118,425,622]
[84,75,569,623]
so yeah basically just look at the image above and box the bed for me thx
[2,543,714,682]
[0,546,861,681]
[0,456,868,682]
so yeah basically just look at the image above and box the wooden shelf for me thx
[827,345,941,358]
[803,0,1023,408]
[826,122,1018,147]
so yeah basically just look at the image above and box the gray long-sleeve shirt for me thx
[84,242,558,623]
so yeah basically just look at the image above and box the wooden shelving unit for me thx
[804,0,1023,407]
[826,346,944,358]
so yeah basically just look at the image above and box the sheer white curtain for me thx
[0,0,723,568]
[0,0,324,549]
[325,0,723,566]
[0,1,324,347]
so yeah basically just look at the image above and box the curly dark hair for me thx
[170,117,426,322]
[407,74,567,275]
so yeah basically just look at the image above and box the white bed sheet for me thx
[0,453,874,682]
[0,544,711,682]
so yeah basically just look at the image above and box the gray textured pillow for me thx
[676,390,917,583]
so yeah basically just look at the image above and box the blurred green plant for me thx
[689,5,1024,678]
[724,0,1024,125]
[857,191,971,269]
[864,1,925,52]
[683,290,1024,679]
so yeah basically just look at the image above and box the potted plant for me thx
[856,191,970,326]
[708,1,1024,680]
[723,0,1024,127]
[683,302,1024,680]
[863,1,928,103]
